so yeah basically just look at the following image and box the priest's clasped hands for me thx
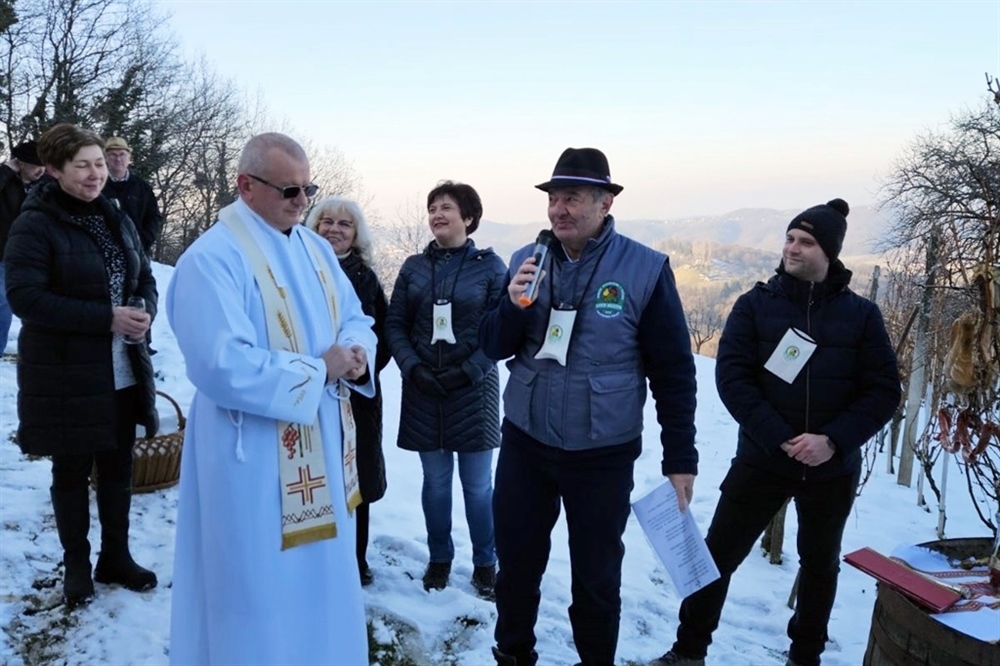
[322,344,368,383]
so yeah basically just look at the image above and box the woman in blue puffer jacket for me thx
[386,180,506,598]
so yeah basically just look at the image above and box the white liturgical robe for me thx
[166,199,376,665]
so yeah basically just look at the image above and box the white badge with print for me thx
[534,308,577,366]
[430,300,457,344]
[764,327,817,384]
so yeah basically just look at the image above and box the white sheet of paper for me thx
[763,327,817,384]
[631,482,720,598]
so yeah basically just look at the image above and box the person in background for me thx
[167,132,375,664]
[650,199,901,666]
[306,195,390,586]
[102,137,163,258]
[102,136,164,355]
[385,180,507,599]
[0,140,45,352]
[480,147,698,666]
[4,123,159,608]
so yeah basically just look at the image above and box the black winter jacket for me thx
[715,262,901,480]
[102,173,163,256]
[339,251,390,503]
[4,179,159,455]
[386,240,507,453]
[0,165,28,256]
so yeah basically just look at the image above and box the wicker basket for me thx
[92,390,186,493]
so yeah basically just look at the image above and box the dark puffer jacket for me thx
[386,240,507,453]
[715,261,901,480]
[4,179,159,456]
[339,251,390,503]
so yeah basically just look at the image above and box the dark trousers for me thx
[356,501,370,567]
[673,460,859,666]
[51,386,137,492]
[493,421,640,666]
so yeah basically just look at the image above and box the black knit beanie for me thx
[786,198,849,261]
[12,140,41,166]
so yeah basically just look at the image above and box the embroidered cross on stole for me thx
[220,204,362,550]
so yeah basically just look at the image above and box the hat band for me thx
[549,175,612,185]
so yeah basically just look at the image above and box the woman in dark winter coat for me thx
[385,181,507,598]
[306,196,390,586]
[3,124,159,608]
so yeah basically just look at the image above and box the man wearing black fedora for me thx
[1,140,46,352]
[480,147,698,666]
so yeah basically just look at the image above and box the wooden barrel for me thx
[863,537,1000,666]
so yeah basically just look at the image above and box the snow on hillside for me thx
[0,261,989,666]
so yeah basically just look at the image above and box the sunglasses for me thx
[248,174,319,199]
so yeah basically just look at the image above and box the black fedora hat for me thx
[535,147,623,195]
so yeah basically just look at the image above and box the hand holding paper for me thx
[632,482,720,598]
[667,473,695,512]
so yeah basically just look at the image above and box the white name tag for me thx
[430,300,457,344]
[534,308,577,366]
[764,327,817,384]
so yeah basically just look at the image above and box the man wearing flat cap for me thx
[480,147,698,666]
[102,137,163,258]
[1,140,45,352]
[651,200,900,666]
[103,136,164,352]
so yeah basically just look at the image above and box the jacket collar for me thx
[768,259,853,303]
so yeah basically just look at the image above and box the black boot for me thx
[50,487,94,607]
[472,563,497,600]
[492,646,538,666]
[422,561,451,591]
[94,486,157,591]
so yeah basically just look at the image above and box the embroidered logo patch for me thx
[783,346,801,361]
[547,324,564,342]
[595,281,625,318]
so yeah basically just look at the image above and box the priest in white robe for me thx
[167,133,375,665]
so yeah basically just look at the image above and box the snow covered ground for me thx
[0,261,991,665]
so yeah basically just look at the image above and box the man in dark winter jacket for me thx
[651,199,901,666]
[102,137,163,258]
[102,137,163,353]
[0,140,45,352]
[481,148,698,666]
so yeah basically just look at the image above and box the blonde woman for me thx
[306,196,389,586]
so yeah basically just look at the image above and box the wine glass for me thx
[124,296,146,345]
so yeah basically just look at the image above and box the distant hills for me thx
[476,205,889,265]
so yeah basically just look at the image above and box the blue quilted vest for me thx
[503,218,665,450]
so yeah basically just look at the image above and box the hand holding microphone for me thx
[511,230,553,309]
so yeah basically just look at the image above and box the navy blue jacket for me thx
[715,262,901,480]
[386,239,507,453]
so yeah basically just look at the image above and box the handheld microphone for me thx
[518,230,554,307]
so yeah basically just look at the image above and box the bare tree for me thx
[368,197,431,296]
[685,292,724,355]
[877,94,1000,532]
[1,0,173,142]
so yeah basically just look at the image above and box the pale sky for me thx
[158,0,999,225]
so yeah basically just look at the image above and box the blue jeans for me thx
[0,262,12,353]
[418,448,496,566]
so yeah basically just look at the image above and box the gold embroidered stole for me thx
[306,239,363,517]
[219,204,361,549]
